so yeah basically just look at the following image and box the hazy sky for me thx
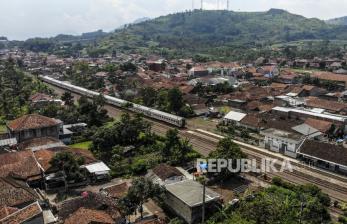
[2,0,347,40]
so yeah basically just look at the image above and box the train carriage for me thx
[39,75,186,128]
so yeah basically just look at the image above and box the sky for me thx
[2,0,347,40]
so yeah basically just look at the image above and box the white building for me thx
[260,128,304,158]
[223,111,247,125]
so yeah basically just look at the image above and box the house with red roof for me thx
[6,114,62,143]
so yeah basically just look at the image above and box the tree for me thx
[61,91,74,106]
[140,87,157,107]
[208,180,331,224]
[167,88,184,114]
[91,113,151,161]
[161,129,193,164]
[121,177,163,219]
[49,152,86,182]
[209,137,246,180]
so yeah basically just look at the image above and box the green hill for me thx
[326,16,347,26]
[93,9,347,59]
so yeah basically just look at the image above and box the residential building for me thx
[7,114,62,143]
[260,128,304,158]
[271,107,347,128]
[100,182,130,200]
[64,207,115,224]
[223,111,247,125]
[147,163,185,186]
[164,180,221,224]
[188,67,209,77]
[0,150,42,187]
[297,140,347,174]
[29,92,62,109]
[0,201,44,224]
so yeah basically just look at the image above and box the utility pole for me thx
[202,180,206,224]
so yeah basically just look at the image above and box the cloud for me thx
[1,0,347,40]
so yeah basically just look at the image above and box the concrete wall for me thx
[263,135,301,158]
[165,191,193,224]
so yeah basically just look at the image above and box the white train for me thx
[39,75,186,128]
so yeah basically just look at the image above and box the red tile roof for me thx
[240,114,261,128]
[0,177,38,207]
[64,207,114,224]
[0,206,19,220]
[102,182,130,199]
[306,97,347,112]
[0,150,42,180]
[29,93,53,102]
[304,118,333,133]
[152,164,183,181]
[0,201,42,224]
[34,147,97,172]
[311,71,347,83]
[7,114,61,131]
[299,140,347,166]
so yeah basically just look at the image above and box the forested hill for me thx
[326,16,347,26]
[13,9,347,59]
[96,9,347,53]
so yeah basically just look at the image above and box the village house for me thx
[311,72,347,89]
[147,163,185,186]
[29,92,62,109]
[0,175,57,223]
[100,182,130,200]
[297,140,347,174]
[0,150,43,187]
[271,107,347,129]
[286,85,327,98]
[6,114,62,143]
[223,111,247,125]
[188,66,209,78]
[164,179,221,224]
[260,128,304,158]
[305,97,347,115]
[57,192,123,224]
[146,59,166,72]
[256,65,280,78]
[0,201,46,224]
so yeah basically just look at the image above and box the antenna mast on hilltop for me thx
[227,0,230,10]
[201,0,203,10]
[192,0,194,10]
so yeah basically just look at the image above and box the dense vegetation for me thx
[0,58,51,122]
[38,93,111,127]
[135,87,194,117]
[326,16,347,26]
[93,9,347,60]
[90,113,199,176]
[208,178,331,224]
[10,9,347,61]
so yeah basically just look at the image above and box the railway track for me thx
[44,79,347,204]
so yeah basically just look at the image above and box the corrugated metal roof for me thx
[85,162,110,174]
[224,111,247,122]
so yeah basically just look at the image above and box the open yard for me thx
[70,141,92,150]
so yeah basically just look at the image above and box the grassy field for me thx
[70,141,92,150]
